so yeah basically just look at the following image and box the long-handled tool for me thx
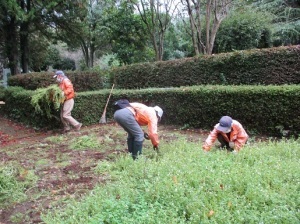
[99,84,115,124]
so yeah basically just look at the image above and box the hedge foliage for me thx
[7,46,300,92]
[113,45,300,89]
[2,85,299,137]
[8,71,109,92]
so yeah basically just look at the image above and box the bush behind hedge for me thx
[8,71,109,92]
[113,45,300,89]
[7,46,300,92]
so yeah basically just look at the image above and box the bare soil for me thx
[0,115,210,224]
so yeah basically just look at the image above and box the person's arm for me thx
[202,127,218,151]
[232,125,248,151]
[147,111,159,147]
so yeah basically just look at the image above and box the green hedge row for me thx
[113,45,300,89]
[1,85,299,137]
[8,71,108,92]
[7,46,300,92]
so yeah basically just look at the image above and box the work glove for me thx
[229,141,235,149]
[232,150,238,154]
[153,145,159,151]
[144,132,150,140]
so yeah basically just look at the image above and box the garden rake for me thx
[99,84,115,124]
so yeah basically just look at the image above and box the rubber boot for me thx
[132,141,143,160]
[127,138,134,154]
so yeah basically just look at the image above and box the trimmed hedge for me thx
[7,46,300,92]
[113,45,300,89]
[8,71,108,92]
[0,87,60,129]
[1,85,299,137]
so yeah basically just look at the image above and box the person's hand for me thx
[144,132,150,140]
[61,91,65,97]
[153,145,159,151]
[229,141,234,148]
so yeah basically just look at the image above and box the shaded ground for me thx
[0,115,210,224]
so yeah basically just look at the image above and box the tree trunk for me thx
[205,0,212,55]
[20,0,31,73]
[205,0,231,55]
[20,22,29,73]
[185,0,200,55]
[4,17,19,75]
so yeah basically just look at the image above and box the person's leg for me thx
[132,141,143,160]
[60,103,70,131]
[62,99,81,129]
[217,133,231,150]
[127,137,134,154]
[114,108,144,159]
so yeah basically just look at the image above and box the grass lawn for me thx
[41,137,300,224]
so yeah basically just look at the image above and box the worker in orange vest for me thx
[54,70,82,133]
[113,99,163,160]
[202,116,248,153]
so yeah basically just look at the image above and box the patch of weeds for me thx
[34,143,51,150]
[36,158,51,166]
[55,151,70,162]
[0,163,37,207]
[105,153,121,161]
[70,134,101,150]
[10,212,25,223]
[56,161,71,168]
[179,123,190,130]
[45,135,67,143]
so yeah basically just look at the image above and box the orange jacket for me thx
[129,103,159,146]
[202,120,248,152]
[59,78,75,100]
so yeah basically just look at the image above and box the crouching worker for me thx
[202,116,248,153]
[113,99,163,160]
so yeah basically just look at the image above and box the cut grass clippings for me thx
[31,84,64,118]
[42,138,300,224]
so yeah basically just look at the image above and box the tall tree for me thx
[0,0,76,74]
[0,0,21,75]
[104,1,151,64]
[129,0,179,61]
[180,0,234,55]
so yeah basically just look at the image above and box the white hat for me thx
[153,106,163,119]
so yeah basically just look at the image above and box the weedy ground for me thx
[0,115,208,224]
[1,115,298,224]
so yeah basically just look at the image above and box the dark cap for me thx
[216,116,233,132]
[114,99,130,110]
[53,70,65,78]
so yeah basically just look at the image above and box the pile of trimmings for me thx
[31,84,64,118]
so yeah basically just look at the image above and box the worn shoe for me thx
[75,123,82,131]
[62,127,71,134]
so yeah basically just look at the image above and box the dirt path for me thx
[0,116,53,148]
